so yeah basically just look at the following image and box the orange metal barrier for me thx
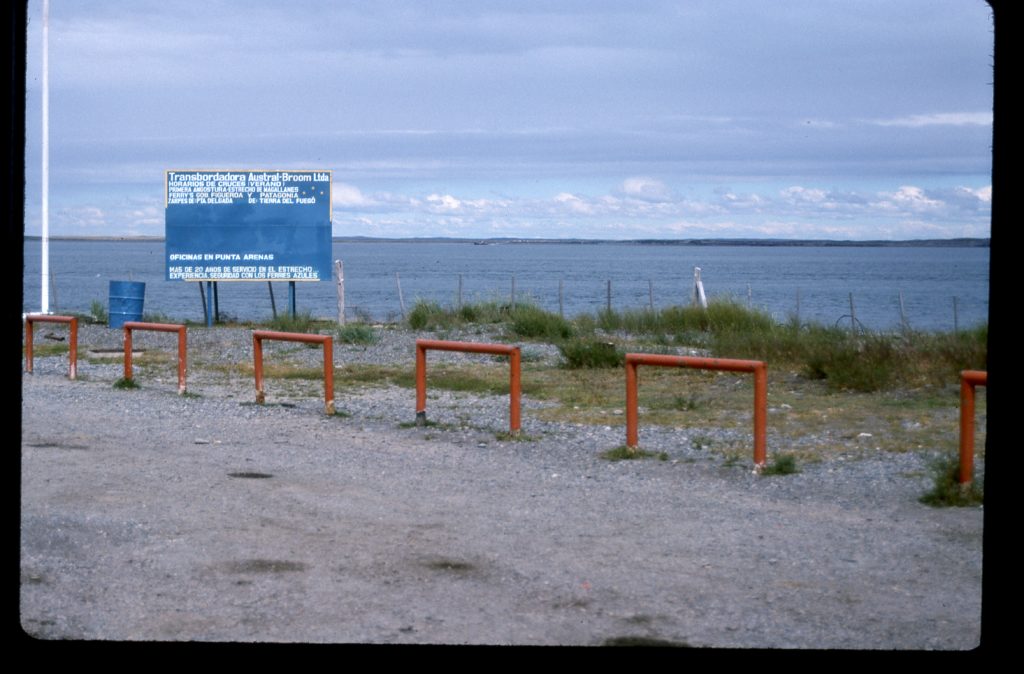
[625,353,768,468]
[24,314,78,379]
[123,321,188,394]
[415,339,522,435]
[958,369,987,486]
[252,330,335,415]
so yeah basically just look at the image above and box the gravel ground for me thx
[20,323,983,648]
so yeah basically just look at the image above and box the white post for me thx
[40,0,51,314]
[335,260,345,325]
[396,272,406,319]
[692,267,707,309]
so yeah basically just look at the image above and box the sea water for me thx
[23,239,989,332]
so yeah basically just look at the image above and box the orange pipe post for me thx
[958,370,987,486]
[24,314,78,380]
[124,324,133,381]
[252,330,335,415]
[253,332,265,405]
[323,337,335,415]
[122,322,188,394]
[415,341,428,423]
[509,347,522,433]
[625,353,768,468]
[625,358,640,447]
[415,338,522,435]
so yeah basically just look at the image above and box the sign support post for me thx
[205,282,214,327]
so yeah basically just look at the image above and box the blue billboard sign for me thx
[165,170,332,281]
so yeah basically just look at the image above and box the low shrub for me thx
[267,310,320,334]
[761,453,800,475]
[336,323,377,344]
[509,304,573,340]
[559,338,624,369]
[89,300,108,324]
[113,377,140,390]
[802,332,902,392]
[408,299,515,330]
[599,445,668,461]
[408,300,445,330]
[919,453,983,507]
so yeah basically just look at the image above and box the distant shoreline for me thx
[23,235,990,248]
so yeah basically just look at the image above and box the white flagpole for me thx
[41,0,51,314]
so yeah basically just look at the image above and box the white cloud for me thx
[878,186,945,213]
[333,183,370,207]
[56,206,109,231]
[961,185,991,203]
[621,177,671,202]
[320,178,989,240]
[718,192,766,209]
[780,186,827,203]
[869,112,992,128]
[553,192,594,214]
[425,194,462,211]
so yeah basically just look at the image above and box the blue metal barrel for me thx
[108,281,145,328]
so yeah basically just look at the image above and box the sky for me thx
[22,0,994,240]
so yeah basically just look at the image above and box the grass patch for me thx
[407,298,572,341]
[430,368,507,395]
[142,311,175,324]
[336,322,378,344]
[399,419,439,428]
[594,299,774,344]
[599,445,668,461]
[340,361,543,397]
[721,452,745,468]
[264,310,327,334]
[400,297,985,391]
[919,453,984,507]
[335,364,414,389]
[649,393,702,412]
[265,365,326,380]
[407,299,493,330]
[494,431,539,442]
[711,320,987,393]
[26,343,71,357]
[761,453,800,475]
[112,377,140,390]
[558,338,624,369]
[89,300,108,324]
[508,304,574,340]
[588,299,985,393]
[690,434,714,450]
[398,418,466,432]
[408,300,447,330]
